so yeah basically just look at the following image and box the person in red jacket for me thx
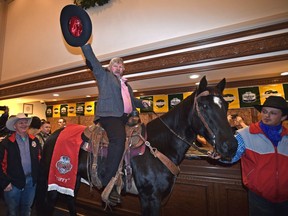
[209,96,288,216]
[0,113,41,216]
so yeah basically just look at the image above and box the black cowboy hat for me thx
[60,5,92,47]
[254,96,288,115]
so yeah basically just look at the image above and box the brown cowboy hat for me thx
[254,96,288,115]
[60,5,92,47]
[6,113,32,131]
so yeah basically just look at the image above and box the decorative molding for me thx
[0,22,288,101]
[124,33,288,74]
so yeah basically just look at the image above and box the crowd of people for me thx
[0,96,287,216]
[0,41,287,215]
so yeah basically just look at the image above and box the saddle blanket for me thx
[48,124,86,197]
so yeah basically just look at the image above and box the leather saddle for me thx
[81,120,146,194]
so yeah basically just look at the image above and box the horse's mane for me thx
[146,91,197,152]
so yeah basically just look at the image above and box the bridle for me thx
[192,90,216,147]
[155,90,218,155]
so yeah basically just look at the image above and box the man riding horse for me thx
[60,4,151,206]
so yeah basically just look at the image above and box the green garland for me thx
[74,0,110,9]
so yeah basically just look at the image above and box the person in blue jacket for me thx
[209,96,288,216]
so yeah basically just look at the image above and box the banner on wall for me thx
[183,92,192,99]
[60,104,68,117]
[140,96,153,113]
[53,105,61,118]
[85,101,95,116]
[153,95,168,113]
[283,84,288,100]
[223,88,240,109]
[67,103,76,117]
[168,93,183,110]
[238,86,260,108]
[76,102,85,116]
[46,105,53,118]
[259,84,284,104]
[48,82,288,119]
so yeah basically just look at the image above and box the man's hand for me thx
[207,151,221,160]
[142,100,151,108]
[4,183,12,192]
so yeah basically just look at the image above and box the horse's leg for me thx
[65,195,77,216]
[46,191,58,216]
[140,196,162,216]
[66,175,81,216]
[34,176,48,215]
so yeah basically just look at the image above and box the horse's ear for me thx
[197,76,207,93]
[216,78,226,93]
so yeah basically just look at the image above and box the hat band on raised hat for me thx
[69,16,83,37]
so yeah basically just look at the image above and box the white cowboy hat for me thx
[6,113,32,131]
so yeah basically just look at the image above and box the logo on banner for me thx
[223,94,235,103]
[56,156,73,174]
[86,105,93,112]
[156,99,165,108]
[69,106,75,113]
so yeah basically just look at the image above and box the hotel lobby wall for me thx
[0,100,47,119]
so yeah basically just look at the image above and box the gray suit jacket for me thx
[81,44,144,118]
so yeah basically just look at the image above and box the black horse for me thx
[36,76,238,216]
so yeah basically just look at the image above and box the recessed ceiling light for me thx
[133,89,138,92]
[53,93,59,97]
[195,82,200,85]
[86,95,91,97]
[281,72,288,76]
[189,74,200,79]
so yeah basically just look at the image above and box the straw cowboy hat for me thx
[60,4,92,47]
[254,96,288,115]
[6,113,32,131]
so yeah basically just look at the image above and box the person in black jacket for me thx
[0,106,10,140]
[0,113,41,216]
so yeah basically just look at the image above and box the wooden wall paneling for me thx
[69,159,248,216]
[75,183,142,216]
[79,115,95,126]
[216,182,248,216]
[162,175,215,216]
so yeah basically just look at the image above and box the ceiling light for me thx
[281,72,288,76]
[195,82,200,85]
[133,89,138,92]
[189,74,200,79]
[53,93,59,97]
[86,95,91,97]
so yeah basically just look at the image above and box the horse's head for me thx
[190,76,238,161]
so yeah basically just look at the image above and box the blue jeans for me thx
[249,190,288,216]
[3,176,36,216]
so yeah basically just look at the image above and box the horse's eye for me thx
[203,104,207,108]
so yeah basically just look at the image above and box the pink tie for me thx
[120,78,133,114]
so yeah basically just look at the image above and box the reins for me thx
[151,90,217,156]
[154,111,209,155]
